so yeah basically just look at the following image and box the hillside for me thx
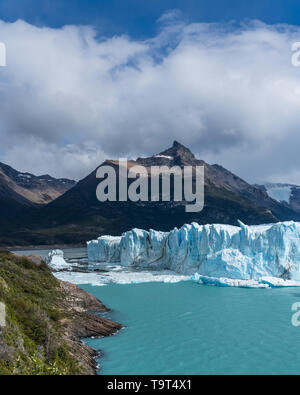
[256,182,300,213]
[0,162,76,205]
[0,169,36,229]
[0,162,76,244]
[0,252,121,375]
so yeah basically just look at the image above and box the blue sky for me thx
[0,0,300,38]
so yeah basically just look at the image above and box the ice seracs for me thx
[88,236,121,264]
[87,221,300,286]
[46,249,69,271]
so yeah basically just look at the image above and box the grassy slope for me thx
[0,251,87,375]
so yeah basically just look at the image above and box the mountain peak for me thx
[172,140,181,147]
[158,141,196,162]
[136,141,199,166]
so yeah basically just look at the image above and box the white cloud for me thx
[0,17,300,183]
[3,138,106,180]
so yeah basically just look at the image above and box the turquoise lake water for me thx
[81,281,300,375]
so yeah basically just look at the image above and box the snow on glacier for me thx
[264,183,292,203]
[87,221,300,286]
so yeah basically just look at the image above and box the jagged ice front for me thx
[87,221,300,286]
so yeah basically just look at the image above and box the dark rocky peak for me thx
[158,141,196,162]
[137,141,201,166]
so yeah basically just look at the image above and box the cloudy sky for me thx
[0,0,300,184]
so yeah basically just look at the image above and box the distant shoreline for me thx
[3,243,86,251]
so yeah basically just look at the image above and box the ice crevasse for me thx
[87,221,300,286]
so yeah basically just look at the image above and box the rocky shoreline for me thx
[57,280,122,375]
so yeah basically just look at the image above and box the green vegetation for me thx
[0,251,83,375]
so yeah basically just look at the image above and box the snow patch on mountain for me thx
[264,183,292,203]
[154,155,173,160]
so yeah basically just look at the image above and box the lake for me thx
[82,281,300,375]
[13,247,300,375]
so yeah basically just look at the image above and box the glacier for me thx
[87,221,300,286]
[45,249,70,271]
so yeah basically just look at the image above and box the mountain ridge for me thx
[0,162,76,205]
[1,141,299,246]
[256,182,300,213]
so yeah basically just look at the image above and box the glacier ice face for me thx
[88,236,122,264]
[87,221,300,282]
[46,249,70,271]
